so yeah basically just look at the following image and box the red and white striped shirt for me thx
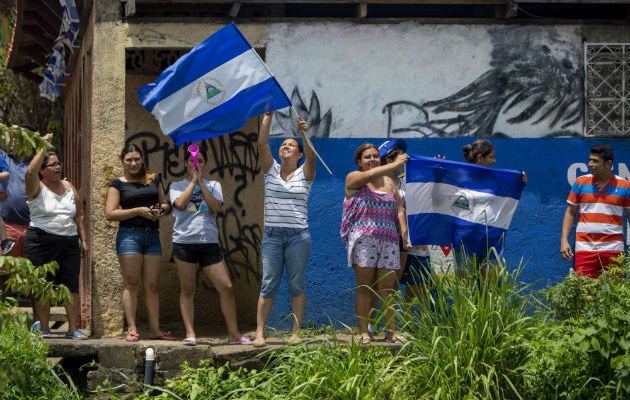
[568,174,630,252]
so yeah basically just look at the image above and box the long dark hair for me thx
[462,139,494,164]
[120,144,155,185]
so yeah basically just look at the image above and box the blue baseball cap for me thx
[378,139,407,159]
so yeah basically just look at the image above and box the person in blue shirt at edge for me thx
[0,123,35,305]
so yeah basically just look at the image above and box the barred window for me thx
[584,44,630,137]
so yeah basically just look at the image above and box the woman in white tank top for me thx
[24,133,88,340]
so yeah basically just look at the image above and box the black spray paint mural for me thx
[383,27,583,138]
[126,131,262,285]
[271,26,583,139]
[274,88,332,138]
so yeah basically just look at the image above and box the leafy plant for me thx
[0,123,53,157]
[0,256,71,329]
[0,323,81,400]
[525,258,630,399]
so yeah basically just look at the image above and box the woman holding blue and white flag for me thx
[253,112,314,348]
[459,139,527,277]
[341,143,411,345]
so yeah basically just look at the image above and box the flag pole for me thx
[291,105,333,175]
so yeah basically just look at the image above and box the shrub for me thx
[0,323,80,400]
[525,260,630,399]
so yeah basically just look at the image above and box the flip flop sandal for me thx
[126,332,140,342]
[66,330,88,340]
[228,336,253,345]
[150,331,176,341]
[389,335,408,344]
[286,336,302,346]
[183,337,197,346]
[355,336,371,345]
[40,329,54,339]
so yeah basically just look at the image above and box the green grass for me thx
[96,251,630,400]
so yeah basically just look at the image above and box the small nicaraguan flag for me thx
[405,155,525,257]
[137,23,291,145]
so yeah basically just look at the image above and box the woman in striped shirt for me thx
[253,112,314,348]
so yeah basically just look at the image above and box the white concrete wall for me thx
[267,23,584,138]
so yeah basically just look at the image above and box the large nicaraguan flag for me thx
[137,23,291,145]
[406,155,525,257]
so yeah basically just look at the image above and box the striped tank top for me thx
[340,184,399,243]
[264,160,312,228]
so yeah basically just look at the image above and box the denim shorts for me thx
[116,226,162,256]
[260,226,311,298]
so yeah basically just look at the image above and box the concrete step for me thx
[43,332,403,393]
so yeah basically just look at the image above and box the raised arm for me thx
[297,117,316,181]
[257,112,275,174]
[345,153,409,198]
[560,204,578,261]
[25,133,53,200]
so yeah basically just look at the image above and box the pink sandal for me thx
[183,337,197,346]
[228,336,253,345]
[150,331,175,341]
[125,332,139,342]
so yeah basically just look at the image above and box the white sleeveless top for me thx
[28,182,78,236]
[264,160,312,229]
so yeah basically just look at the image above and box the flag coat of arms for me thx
[405,155,525,257]
[137,23,291,145]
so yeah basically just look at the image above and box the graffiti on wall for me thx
[386,27,583,138]
[126,131,262,283]
[267,23,583,139]
[273,88,332,138]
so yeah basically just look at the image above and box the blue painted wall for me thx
[265,138,630,329]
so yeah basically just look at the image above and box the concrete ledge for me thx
[46,333,402,393]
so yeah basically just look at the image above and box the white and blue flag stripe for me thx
[406,155,525,257]
[137,23,291,145]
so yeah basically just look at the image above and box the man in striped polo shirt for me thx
[561,144,630,278]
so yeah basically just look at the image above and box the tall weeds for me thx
[391,253,542,399]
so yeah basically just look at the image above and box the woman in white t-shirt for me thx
[170,148,251,346]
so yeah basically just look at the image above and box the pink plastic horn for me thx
[187,144,199,170]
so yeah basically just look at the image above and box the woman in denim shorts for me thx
[170,147,251,346]
[253,112,313,348]
[106,144,172,342]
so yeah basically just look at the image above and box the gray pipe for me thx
[144,347,155,393]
